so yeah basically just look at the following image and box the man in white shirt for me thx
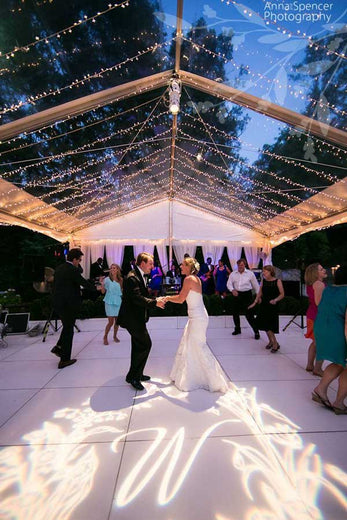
[227,258,260,339]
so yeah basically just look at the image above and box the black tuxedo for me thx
[90,261,104,279]
[118,266,157,380]
[53,262,95,361]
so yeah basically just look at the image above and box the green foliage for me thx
[205,294,224,315]
[0,289,21,307]
[272,225,347,269]
[0,225,58,292]
[24,293,309,319]
[29,295,52,321]
[79,297,106,319]
[149,301,188,317]
[222,294,237,315]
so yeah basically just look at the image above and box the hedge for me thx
[18,294,309,320]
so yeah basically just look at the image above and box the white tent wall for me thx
[71,200,271,271]
[73,200,267,244]
[80,245,91,279]
[201,244,225,266]
[105,243,124,270]
[244,247,261,269]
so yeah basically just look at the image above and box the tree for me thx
[250,29,346,214]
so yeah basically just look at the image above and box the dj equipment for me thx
[4,312,30,334]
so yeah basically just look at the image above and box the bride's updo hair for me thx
[183,257,200,275]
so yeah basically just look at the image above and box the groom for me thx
[118,252,165,390]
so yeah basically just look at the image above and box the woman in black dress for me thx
[249,265,285,352]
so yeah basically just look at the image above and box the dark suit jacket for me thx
[90,261,104,279]
[118,267,157,330]
[53,262,95,316]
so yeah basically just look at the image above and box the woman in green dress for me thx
[312,265,347,414]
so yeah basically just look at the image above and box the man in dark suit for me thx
[118,252,165,390]
[51,248,96,369]
[199,256,215,295]
[90,257,104,280]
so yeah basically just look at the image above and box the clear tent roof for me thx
[0,0,346,244]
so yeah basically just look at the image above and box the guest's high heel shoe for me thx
[103,336,109,345]
[265,343,272,349]
[271,344,280,353]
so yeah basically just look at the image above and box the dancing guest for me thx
[148,261,163,297]
[214,259,231,297]
[304,263,327,376]
[98,264,123,345]
[227,258,260,339]
[312,265,347,414]
[199,256,215,294]
[166,261,179,279]
[249,265,284,352]
[90,257,105,280]
[52,248,96,369]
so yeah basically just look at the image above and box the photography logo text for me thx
[264,2,334,24]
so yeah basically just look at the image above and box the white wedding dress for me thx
[170,290,229,393]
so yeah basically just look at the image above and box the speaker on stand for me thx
[32,267,59,342]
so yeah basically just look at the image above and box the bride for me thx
[164,257,229,393]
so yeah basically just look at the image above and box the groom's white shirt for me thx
[137,266,147,286]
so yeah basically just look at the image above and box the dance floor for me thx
[0,316,346,520]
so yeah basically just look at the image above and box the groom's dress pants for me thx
[126,326,152,380]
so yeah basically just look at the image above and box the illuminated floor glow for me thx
[0,316,346,519]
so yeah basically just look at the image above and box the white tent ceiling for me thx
[0,0,346,251]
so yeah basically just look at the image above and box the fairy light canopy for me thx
[0,0,346,249]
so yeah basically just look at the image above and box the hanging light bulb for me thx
[169,77,181,114]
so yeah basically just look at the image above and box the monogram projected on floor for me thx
[0,386,346,519]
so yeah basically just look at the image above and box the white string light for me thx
[182,36,347,119]
[0,39,173,116]
[0,1,130,61]
[220,0,347,59]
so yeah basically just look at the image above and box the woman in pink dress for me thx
[304,263,327,376]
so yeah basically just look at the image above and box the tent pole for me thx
[169,200,173,266]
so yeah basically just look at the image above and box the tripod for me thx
[42,308,80,342]
[282,306,305,331]
[42,308,60,342]
[282,277,306,332]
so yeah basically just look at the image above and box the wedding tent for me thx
[0,0,346,276]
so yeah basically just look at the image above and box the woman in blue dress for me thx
[213,259,231,297]
[99,264,123,345]
[148,262,163,297]
[312,265,347,414]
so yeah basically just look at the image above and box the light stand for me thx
[282,276,305,331]
[42,308,60,342]
[42,308,80,342]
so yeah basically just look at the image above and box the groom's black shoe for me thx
[140,375,151,381]
[232,329,241,335]
[51,345,62,357]
[126,379,145,391]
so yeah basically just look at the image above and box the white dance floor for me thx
[0,316,346,520]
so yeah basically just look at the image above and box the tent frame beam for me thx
[179,71,347,148]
